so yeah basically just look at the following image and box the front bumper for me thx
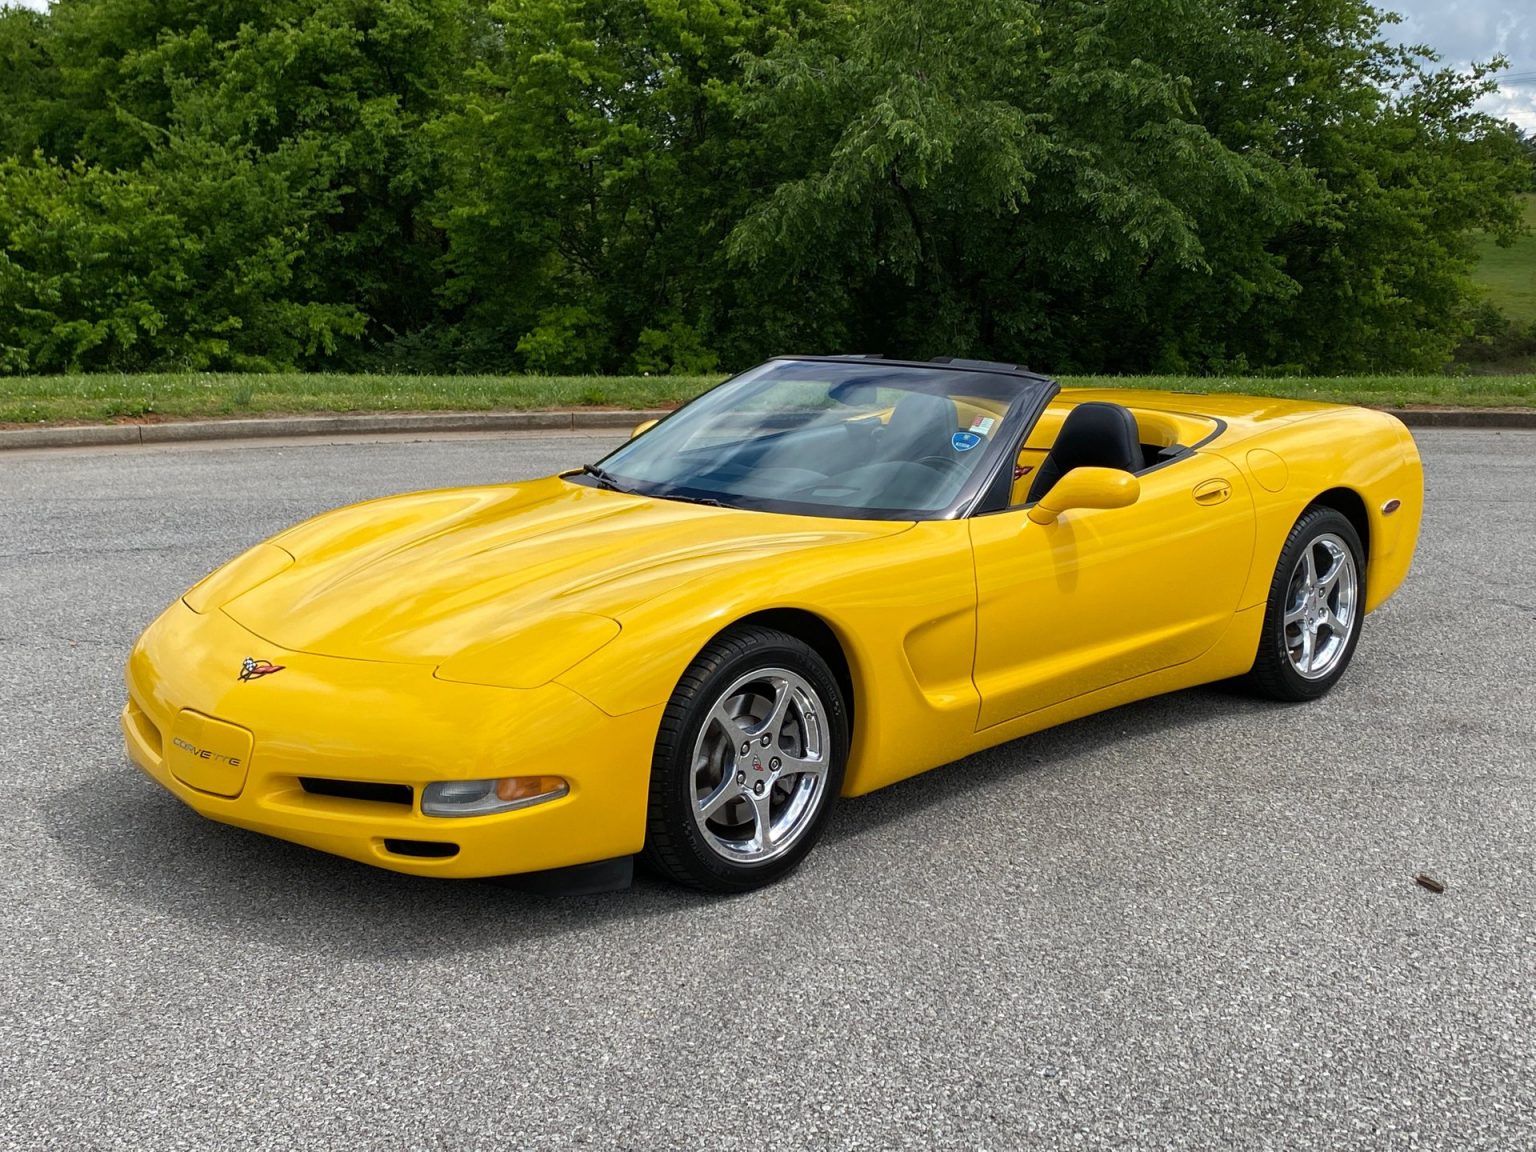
[123,599,661,879]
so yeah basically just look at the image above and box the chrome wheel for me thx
[1284,532,1358,681]
[646,624,849,892]
[689,666,829,865]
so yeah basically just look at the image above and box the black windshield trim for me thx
[774,354,1055,386]
[588,357,1060,521]
[963,382,1061,516]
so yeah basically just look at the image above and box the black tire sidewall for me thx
[647,627,849,892]
[1258,508,1367,700]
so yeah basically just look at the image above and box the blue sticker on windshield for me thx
[951,431,982,453]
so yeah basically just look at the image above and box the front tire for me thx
[643,625,848,893]
[1246,506,1365,702]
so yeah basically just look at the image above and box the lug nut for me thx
[760,734,771,747]
[736,771,746,784]
[740,742,750,756]
[753,781,765,795]
[769,757,781,771]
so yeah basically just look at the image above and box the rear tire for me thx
[643,625,848,893]
[1245,506,1366,702]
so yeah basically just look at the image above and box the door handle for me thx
[1193,478,1232,505]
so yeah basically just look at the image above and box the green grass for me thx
[1063,374,1536,406]
[0,373,722,425]
[1471,192,1536,327]
[2,370,1534,425]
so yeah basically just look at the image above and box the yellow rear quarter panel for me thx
[1216,407,1423,614]
[1018,390,1422,614]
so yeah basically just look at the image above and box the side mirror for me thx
[1027,468,1140,525]
[630,418,659,440]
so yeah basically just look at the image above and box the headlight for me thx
[421,776,569,817]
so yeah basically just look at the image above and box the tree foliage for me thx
[0,0,472,371]
[730,0,1531,372]
[0,145,362,373]
[0,0,1530,374]
[428,0,821,373]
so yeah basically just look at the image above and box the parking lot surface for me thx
[1,428,1533,1150]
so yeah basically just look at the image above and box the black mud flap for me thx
[490,854,635,896]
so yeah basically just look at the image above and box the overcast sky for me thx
[5,0,1534,130]
[1392,2,1536,129]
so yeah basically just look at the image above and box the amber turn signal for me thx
[421,776,569,817]
[495,776,568,803]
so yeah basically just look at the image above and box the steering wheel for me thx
[916,454,966,474]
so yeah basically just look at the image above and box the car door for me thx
[967,453,1254,730]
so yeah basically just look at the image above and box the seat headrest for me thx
[1050,402,1141,473]
[1026,401,1142,504]
[886,391,958,439]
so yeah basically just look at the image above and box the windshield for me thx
[583,358,1054,520]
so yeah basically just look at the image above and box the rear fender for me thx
[1225,410,1423,613]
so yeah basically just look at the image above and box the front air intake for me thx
[300,778,412,806]
[382,839,459,859]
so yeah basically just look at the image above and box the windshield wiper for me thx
[660,490,728,508]
[580,463,630,493]
[580,466,724,507]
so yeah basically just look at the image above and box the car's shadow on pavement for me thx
[836,681,1249,812]
[48,684,1263,959]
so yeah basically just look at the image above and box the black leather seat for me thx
[1026,401,1142,503]
[876,391,959,462]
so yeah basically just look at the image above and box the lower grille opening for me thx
[300,778,413,806]
[383,838,459,859]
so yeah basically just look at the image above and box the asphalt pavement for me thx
[1,428,1533,1150]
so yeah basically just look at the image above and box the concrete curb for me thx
[2,405,1533,451]
[0,409,671,451]
[1382,408,1536,429]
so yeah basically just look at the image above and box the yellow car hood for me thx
[222,476,910,665]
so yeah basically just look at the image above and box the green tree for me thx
[0,6,57,160]
[728,0,1531,372]
[431,0,822,373]
[0,0,480,369]
[0,141,363,373]
[1,0,1530,375]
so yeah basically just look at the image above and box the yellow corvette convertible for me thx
[123,356,1422,893]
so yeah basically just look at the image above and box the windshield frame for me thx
[576,356,1060,521]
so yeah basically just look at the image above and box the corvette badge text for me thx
[171,737,242,767]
